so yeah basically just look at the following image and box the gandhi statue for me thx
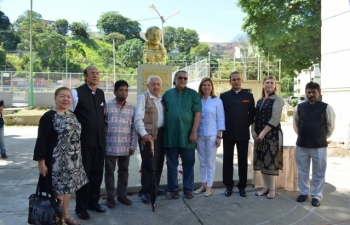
[142,26,167,65]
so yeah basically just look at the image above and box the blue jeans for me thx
[164,147,195,193]
[0,127,6,154]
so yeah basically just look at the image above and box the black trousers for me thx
[139,128,165,194]
[75,147,104,212]
[222,139,249,190]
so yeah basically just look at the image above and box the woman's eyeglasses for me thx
[177,76,188,80]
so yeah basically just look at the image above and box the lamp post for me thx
[63,43,71,87]
[149,4,180,46]
[29,0,34,106]
[208,52,211,78]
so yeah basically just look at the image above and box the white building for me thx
[322,0,350,141]
[294,64,321,97]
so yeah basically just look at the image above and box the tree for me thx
[175,27,199,54]
[0,11,20,50]
[34,31,66,69]
[105,32,126,46]
[190,43,210,56]
[0,44,6,67]
[237,0,321,76]
[0,32,21,50]
[163,26,199,54]
[14,10,50,39]
[117,38,143,68]
[69,22,89,39]
[97,12,141,39]
[163,26,177,52]
[0,11,10,30]
[53,19,69,36]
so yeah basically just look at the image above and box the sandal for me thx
[65,215,81,225]
[267,190,276,199]
[255,188,269,196]
[194,185,206,194]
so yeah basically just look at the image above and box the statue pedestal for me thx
[137,64,172,96]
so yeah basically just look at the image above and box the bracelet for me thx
[217,136,223,139]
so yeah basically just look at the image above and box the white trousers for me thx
[296,146,327,200]
[197,135,217,187]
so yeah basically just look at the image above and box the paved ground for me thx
[0,124,350,225]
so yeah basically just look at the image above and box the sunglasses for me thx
[177,76,188,80]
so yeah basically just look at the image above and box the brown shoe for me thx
[185,192,194,199]
[117,196,132,205]
[107,199,116,209]
[170,190,179,199]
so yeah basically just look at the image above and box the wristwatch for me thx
[217,136,223,139]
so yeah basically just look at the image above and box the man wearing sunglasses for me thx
[162,70,202,200]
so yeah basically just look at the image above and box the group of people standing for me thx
[32,66,335,224]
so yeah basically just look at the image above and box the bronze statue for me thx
[143,26,167,65]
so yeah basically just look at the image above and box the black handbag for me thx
[28,176,63,225]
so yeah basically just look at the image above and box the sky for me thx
[0,0,246,42]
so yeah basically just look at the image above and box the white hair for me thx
[147,75,162,84]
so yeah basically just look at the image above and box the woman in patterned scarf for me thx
[33,87,88,225]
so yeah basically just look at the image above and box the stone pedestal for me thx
[137,64,172,95]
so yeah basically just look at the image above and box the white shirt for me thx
[134,90,164,137]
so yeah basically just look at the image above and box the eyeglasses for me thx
[177,76,188,80]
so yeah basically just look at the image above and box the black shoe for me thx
[88,204,106,213]
[75,210,90,220]
[296,195,308,202]
[224,188,232,197]
[118,196,132,205]
[157,188,167,196]
[1,153,7,159]
[239,189,247,197]
[141,193,151,204]
[311,198,320,207]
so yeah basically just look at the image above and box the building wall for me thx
[322,0,350,141]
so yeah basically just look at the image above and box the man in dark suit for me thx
[220,71,255,197]
[70,66,106,220]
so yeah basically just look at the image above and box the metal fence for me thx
[173,59,208,90]
[1,60,208,104]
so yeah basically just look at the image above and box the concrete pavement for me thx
[1,125,350,225]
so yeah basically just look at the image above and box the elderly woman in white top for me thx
[194,78,225,197]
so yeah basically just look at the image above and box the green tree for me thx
[0,44,6,66]
[69,22,89,39]
[237,0,321,76]
[0,11,10,30]
[163,26,177,52]
[117,38,143,68]
[97,12,141,39]
[190,43,210,56]
[34,31,66,69]
[14,10,50,39]
[175,27,199,54]
[53,19,69,36]
[104,32,126,46]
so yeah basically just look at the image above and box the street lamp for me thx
[149,4,180,46]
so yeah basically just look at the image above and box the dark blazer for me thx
[220,90,255,141]
[75,84,106,147]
